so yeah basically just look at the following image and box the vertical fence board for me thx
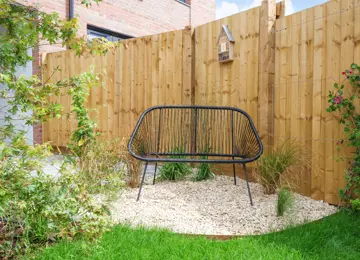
[324,0,340,204]
[338,0,356,201]
[259,0,276,151]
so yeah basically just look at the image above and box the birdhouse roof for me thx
[217,25,234,44]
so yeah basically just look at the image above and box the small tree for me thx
[0,0,121,257]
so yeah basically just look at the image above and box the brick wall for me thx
[16,0,215,144]
[191,0,216,27]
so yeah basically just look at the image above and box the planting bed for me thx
[110,173,337,236]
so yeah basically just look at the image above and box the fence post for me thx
[258,0,277,152]
[276,1,286,19]
[183,26,194,105]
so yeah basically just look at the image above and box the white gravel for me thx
[110,174,338,236]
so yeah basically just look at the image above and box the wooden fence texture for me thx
[194,7,260,125]
[43,28,192,146]
[274,0,360,203]
[193,7,261,181]
[42,0,360,204]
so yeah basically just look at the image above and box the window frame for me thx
[175,0,190,7]
[87,25,133,42]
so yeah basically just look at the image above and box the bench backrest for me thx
[129,106,263,162]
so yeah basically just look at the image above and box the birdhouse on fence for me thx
[217,25,234,63]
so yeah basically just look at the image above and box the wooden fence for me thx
[43,28,192,146]
[274,0,360,203]
[192,6,261,182]
[43,0,360,204]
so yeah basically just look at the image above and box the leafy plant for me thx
[193,161,214,182]
[193,146,214,181]
[277,188,294,217]
[67,70,100,157]
[118,137,143,188]
[0,0,122,258]
[0,136,111,258]
[63,69,125,196]
[65,138,126,196]
[158,147,192,181]
[327,63,360,210]
[253,141,309,194]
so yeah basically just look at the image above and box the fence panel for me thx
[274,0,360,203]
[43,28,193,145]
[193,7,261,179]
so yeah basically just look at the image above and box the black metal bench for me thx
[128,106,263,205]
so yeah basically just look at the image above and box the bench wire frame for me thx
[128,106,263,206]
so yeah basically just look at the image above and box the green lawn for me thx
[36,211,360,260]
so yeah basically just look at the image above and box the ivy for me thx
[67,70,100,156]
[327,63,360,210]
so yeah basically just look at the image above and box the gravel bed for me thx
[110,174,338,236]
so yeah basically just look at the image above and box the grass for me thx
[192,162,214,181]
[159,161,192,181]
[254,141,310,194]
[35,211,360,260]
[158,147,192,181]
[192,146,214,182]
[277,188,294,216]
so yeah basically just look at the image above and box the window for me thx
[87,25,132,42]
[176,0,190,5]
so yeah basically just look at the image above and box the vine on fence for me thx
[66,71,99,156]
[327,63,360,210]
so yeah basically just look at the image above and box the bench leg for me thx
[233,163,237,185]
[242,164,253,206]
[137,162,148,201]
[153,162,158,185]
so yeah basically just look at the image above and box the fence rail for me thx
[43,0,360,204]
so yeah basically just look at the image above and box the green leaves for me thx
[0,0,122,258]
[0,140,111,258]
[81,0,102,7]
[327,64,360,210]
[351,63,359,70]
[277,188,294,217]
[0,0,119,132]
[158,147,192,181]
[192,146,214,182]
[66,70,100,156]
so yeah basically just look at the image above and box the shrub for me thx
[192,147,214,181]
[193,161,214,182]
[122,135,144,188]
[254,141,309,194]
[0,1,120,258]
[327,64,360,210]
[277,188,294,217]
[125,154,142,188]
[65,138,126,196]
[158,148,192,181]
[0,136,111,258]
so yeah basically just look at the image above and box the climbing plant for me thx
[327,63,360,210]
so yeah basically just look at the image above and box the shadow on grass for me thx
[254,211,360,260]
